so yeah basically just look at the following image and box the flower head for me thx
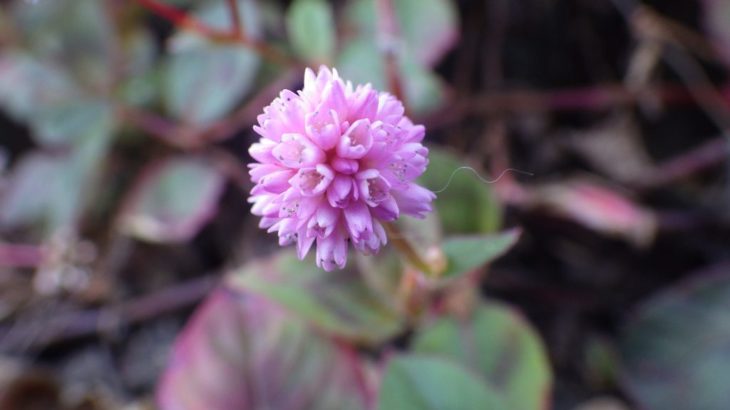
[248,66,435,271]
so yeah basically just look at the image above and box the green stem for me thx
[384,223,435,276]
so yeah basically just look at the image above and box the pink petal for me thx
[327,175,354,208]
[337,119,373,159]
[290,165,334,197]
[392,183,435,218]
[343,201,373,241]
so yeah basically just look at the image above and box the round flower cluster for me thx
[248,67,435,271]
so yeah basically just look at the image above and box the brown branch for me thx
[0,275,220,353]
[626,5,730,136]
[632,6,721,64]
[644,136,729,187]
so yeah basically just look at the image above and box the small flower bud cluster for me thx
[248,67,434,271]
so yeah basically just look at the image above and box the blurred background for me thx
[1,0,729,409]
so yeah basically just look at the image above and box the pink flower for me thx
[248,66,435,271]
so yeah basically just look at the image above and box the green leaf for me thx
[0,53,116,148]
[378,355,507,410]
[177,0,262,38]
[31,99,112,147]
[620,272,730,410]
[393,0,458,65]
[337,39,445,115]
[0,53,78,126]
[355,192,513,292]
[287,0,336,64]
[163,46,259,125]
[345,0,458,66]
[337,38,385,89]
[440,230,521,281]
[413,302,552,410]
[163,0,261,125]
[227,252,403,345]
[398,53,446,113]
[158,288,368,410]
[11,0,115,88]
[117,28,159,107]
[420,147,503,234]
[120,157,226,243]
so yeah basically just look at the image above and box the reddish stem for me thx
[375,0,406,110]
[226,0,244,38]
[0,274,219,352]
[135,0,294,65]
[136,0,229,40]
[337,340,375,409]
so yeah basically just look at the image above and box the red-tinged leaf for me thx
[531,179,657,246]
[227,252,404,345]
[120,157,225,243]
[157,288,370,410]
[568,116,655,185]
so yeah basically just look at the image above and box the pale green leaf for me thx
[440,230,521,281]
[413,302,552,410]
[287,0,336,64]
[378,355,507,410]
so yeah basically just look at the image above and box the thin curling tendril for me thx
[431,167,534,194]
